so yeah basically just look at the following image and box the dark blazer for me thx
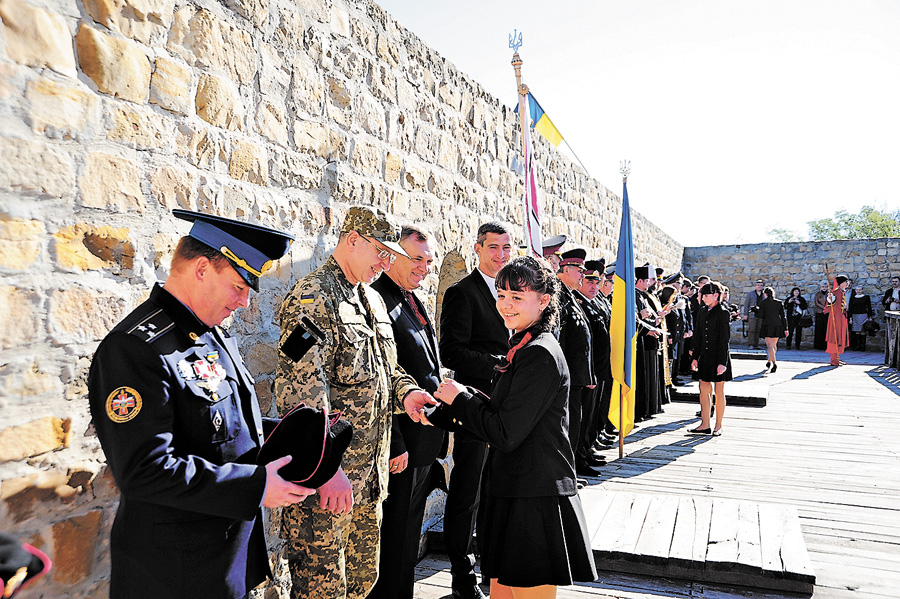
[574,290,610,381]
[371,274,447,468]
[88,284,269,599]
[693,303,732,381]
[759,296,787,331]
[558,286,595,387]
[445,331,577,498]
[439,270,509,393]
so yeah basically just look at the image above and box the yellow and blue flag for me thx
[608,180,637,437]
[515,93,564,147]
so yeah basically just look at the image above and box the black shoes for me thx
[452,583,488,599]
[576,463,603,477]
[688,427,711,434]
[770,362,778,373]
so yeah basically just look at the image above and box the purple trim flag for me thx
[519,93,542,257]
[608,180,637,436]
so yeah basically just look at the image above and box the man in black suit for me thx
[369,225,447,599]
[439,222,512,599]
[556,249,598,478]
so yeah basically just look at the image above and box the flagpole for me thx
[618,161,631,460]
[510,31,538,257]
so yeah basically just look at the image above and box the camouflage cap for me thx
[341,206,408,258]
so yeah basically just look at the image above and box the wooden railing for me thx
[885,311,900,368]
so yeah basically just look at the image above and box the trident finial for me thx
[509,29,523,53]
[619,160,631,180]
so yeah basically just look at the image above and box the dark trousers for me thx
[573,386,597,464]
[747,314,762,347]
[586,375,614,444]
[567,385,587,464]
[786,315,803,349]
[443,431,488,588]
[814,312,828,350]
[368,462,434,599]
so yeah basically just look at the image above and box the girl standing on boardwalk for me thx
[759,286,789,373]
[826,276,851,366]
[433,256,597,599]
[691,281,732,436]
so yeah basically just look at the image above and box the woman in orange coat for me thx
[825,275,851,366]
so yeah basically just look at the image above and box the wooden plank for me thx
[592,492,635,554]
[581,489,617,542]
[612,494,653,554]
[705,498,739,565]
[758,502,788,574]
[633,495,678,563]
[735,501,762,572]
[780,506,816,581]
[668,496,698,564]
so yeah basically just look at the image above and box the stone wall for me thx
[0,0,682,595]
[683,239,898,347]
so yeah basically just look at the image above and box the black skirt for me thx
[479,493,598,588]
[760,322,786,338]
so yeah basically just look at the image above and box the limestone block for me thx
[52,510,103,584]
[270,149,322,190]
[79,153,144,212]
[229,139,268,184]
[76,24,151,104]
[403,161,427,191]
[0,215,43,270]
[437,133,457,170]
[164,5,194,60]
[370,63,397,103]
[293,119,345,159]
[413,128,433,161]
[196,73,244,131]
[291,59,325,116]
[293,0,327,22]
[176,125,225,168]
[224,0,268,29]
[150,165,193,210]
[376,33,400,68]
[2,358,60,398]
[107,103,174,149]
[1,471,69,522]
[244,342,277,376]
[82,0,175,44]
[0,137,75,198]
[355,92,385,137]
[384,152,401,184]
[351,140,381,177]
[0,285,39,349]
[150,55,191,115]
[256,99,288,146]
[0,417,72,461]
[24,77,99,140]
[329,5,349,37]
[274,10,304,53]
[186,9,255,85]
[0,0,77,78]
[48,286,126,345]
[53,223,134,271]
[259,42,289,98]
[327,75,352,109]
[438,81,460,110]
[428,170,452,201]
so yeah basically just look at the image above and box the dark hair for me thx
[172,236,229,272]
[791,287,801,296]
[658,285,678,305]
[495,256,560,333]
[400,225,430,243]
[475,222,508,245]
[699,281,723,298]
[764,286,775,299]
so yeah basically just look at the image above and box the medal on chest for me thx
[177,352,228,401]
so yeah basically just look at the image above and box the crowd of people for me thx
[86,205,896,599]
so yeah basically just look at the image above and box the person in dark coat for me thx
[369,226,448,599]
[847,285,875,351]
[690,281,732,436]
[434,256,597,598]
[438,222,512,599]
[783,287,808,350]
[635,266,662,421]
[557,249,599,477]
[759,286,788,372]
[87,210,314,599]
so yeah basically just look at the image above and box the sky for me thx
[374,0,900,247]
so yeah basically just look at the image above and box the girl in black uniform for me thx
[690,281,732,436]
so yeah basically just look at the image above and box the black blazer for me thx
[371,274,447,468]
[574,290,610,381]
[558,286,595,387]
[439,269,509,394]
[446,331,577,498]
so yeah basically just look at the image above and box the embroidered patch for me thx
[300,293,315,304]
[212,410,223,432]
[106,387,142,423]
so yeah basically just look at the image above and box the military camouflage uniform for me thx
[276,254,420,599]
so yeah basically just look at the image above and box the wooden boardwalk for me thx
[414,349,900,598]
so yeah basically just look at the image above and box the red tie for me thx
[401,289,428,328]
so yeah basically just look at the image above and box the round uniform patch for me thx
[106,387,143,423]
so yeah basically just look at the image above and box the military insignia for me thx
[300,294,315,304]
[106,387,142,423]
[192,353,227,399]
[177,360,196,380]
[212,410,223,432]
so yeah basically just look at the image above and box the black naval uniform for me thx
[635,289,661,421]
[88,284,271,599]
[557,286,595,468]
[574,290,611,449]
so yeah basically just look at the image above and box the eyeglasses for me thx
[359,236,397,264]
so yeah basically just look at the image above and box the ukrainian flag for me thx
[523,93,564,147]
[608,180,637,437]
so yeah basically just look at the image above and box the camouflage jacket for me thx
[275,257,420,505]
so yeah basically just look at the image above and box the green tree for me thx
[807,206,900,240]
[767,227,803,242]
